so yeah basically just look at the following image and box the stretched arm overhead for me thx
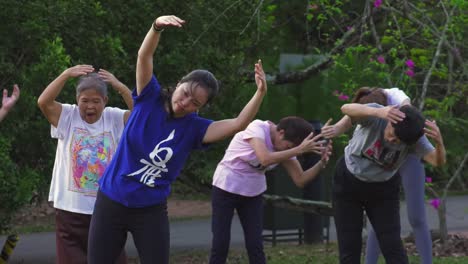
[202,60,267,143]
[0,84,20,123]
[136,15,185,95]
[98,69,133,124]
[320,116,353,139]
[37,65,95,127]
[422,120,446,167]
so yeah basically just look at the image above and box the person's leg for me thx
[88,191,129,264]
[332,157,365,264]
[400,154,432,264]
[209,186,236,264]
[55,209,91,264]
[365,176,408,264]
[236,194,265,264]
[364,224,381,264]
[128,202,169,264]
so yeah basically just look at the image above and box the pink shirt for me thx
[212,120,283,197]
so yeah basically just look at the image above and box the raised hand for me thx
[98,69,122,88]
[320,139,333,168]
[154,15,185,29]
[1,84,20,112]
[378,105,406,124]
[299,132,327,155]
[254,59,267,94]
[424,120,443,145]
[320,118,336,139]
[64,65,95,78]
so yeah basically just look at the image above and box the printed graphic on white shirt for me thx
[70,127,114,196]
[127,130,175,187]
[362,139,402,170]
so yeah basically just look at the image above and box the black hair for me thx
[276,116,314,146]
[179,69,219,104]
[392,105,425,145]
[162,69,219,118]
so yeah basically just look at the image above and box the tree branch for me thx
[442,151,468,199]
[241,27,357,84]
[418,5,453,110]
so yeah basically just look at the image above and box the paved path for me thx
[3,195,468,263]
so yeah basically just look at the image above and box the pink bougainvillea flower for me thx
[374,0,382,8]
[346,26,353,31]
[405,69,415,77]
[333,90,340,96]
[338,94,350,101]
[429,198,441,209]
[377,55,386,64]
[405,59,415,69]
[425,177,432,183]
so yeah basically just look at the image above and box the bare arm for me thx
[248,132,325,168]
[37,65,94,127]
[341,103,405,124]
[136,15,185,95]
[203,60,267,143]
[422,120,446,166]
[281,141,332,188]
[98,69,133,124]
[321,116,352,139]
[0,84,20,123]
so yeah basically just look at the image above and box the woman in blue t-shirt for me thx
[88,15,267,264]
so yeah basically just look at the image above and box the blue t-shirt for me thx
[99,75,213,207]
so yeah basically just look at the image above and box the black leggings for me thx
[209,186,265,264]
[88,191,169,264]
[332,157,408,264]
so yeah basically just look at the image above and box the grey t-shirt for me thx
[344,104,434,182]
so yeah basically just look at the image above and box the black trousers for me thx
[209,186,266,264]
[88,191,169,264]
[333,157,408,264]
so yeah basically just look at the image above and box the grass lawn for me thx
[168,243,468,264]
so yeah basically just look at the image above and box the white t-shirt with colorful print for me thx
[48,104,126,215]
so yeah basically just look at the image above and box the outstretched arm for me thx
[320,117,353,139]
[0,84,20,123]
[203,60,267,143]
[37,65,94,127]
[422,120,446,166]
[98,69,133,124]
[136,15,185,95]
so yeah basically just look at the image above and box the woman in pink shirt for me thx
[210,117,332,264]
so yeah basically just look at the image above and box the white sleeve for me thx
[104,107,127,141]
[384,88,410,106]
[51,104,74,139]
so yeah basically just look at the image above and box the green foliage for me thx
[0,0,466,231]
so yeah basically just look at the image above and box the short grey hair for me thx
[76,72,108,97]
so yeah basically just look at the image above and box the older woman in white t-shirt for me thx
[37,65,132,264]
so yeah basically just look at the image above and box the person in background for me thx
[37,66,131,264]
[322,87,438,264]
[327,92,445,263]
[0,84,20,122]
